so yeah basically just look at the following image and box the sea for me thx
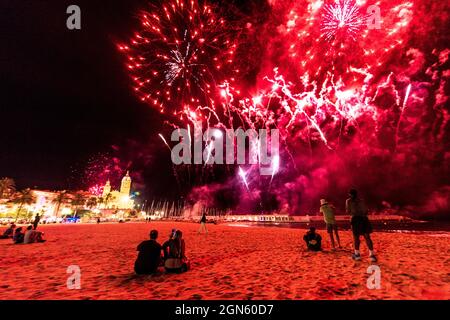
[232,220,450,234]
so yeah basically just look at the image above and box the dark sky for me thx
[1,0,266,199]
[0,0,270,207]
[0,0,168,191]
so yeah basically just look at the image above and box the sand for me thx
[0,222,449,300]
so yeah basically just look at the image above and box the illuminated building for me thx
[101,171,134,210]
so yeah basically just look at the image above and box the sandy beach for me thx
[0,222,449,300]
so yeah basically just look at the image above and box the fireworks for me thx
[119,0,449,215]
[88,184,104,197]
[321,0,365,41]
[82,153,124,195]
[119,0,418,154]
[119,0,241,115]
[238,167,250,191]
[270,155,280,183]
[158,133,171,151]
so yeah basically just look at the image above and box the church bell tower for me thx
[102,180,111,197]
[120,171,132,195]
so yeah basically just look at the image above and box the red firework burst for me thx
[119,0,242,115]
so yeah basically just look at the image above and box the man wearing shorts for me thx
[346,189,377,262]
[320,199,341,250]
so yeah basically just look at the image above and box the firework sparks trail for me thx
[269,154,280,186]
[395,83,412,150]
[204,140,213,165]
[158,133,171,151]
[403,83,412,109]
[159,133,182,189]
[213,67,379,153]
[238,166,250,191]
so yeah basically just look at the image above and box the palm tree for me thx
[104,193,114,208]
[86,197,98,209]
[0,178,16,199]
[52,190,67,218]
[71,193,86,217]
[13,188,35,222]
[97,196,104,207]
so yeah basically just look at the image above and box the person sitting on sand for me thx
[134,229,162,275]
[13,227,25,244]
[303,227,322,251]
[320,199,341,249]
[162,228,176,258]
[346,189,377,262]
[23,225,46,244]
[0,223,16,239]
[164,230,190,273]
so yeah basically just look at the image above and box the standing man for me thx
[346,189,377,262]
[319,199,341,250]
[198,212,208,234]
[32,213,41,230]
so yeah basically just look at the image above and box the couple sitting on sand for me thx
[134,228,190,275]
[304,189,377,262]
[1,224,46,244]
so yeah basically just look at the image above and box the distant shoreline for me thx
[230,221,450,233]
[4,216,450,233]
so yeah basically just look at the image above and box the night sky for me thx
[2,1,449,217]
[1,1,172,192]
[1,0,266,199]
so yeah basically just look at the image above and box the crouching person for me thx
[163,230,190,273]
[134,229,162,275]
[303,227,322,251]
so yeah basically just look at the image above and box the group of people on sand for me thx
[0,221,46,245]
[303,189,377,262]
[134,228,190,275]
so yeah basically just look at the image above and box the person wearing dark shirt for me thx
[134,230,162,275]
[346,189,377,262]
[13,227,24,244]
[198,213,208,234]
[0,224,16,239]
[303,227,322,251]
[33,214,41,230]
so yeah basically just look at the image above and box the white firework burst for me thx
[321,0,365,41]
